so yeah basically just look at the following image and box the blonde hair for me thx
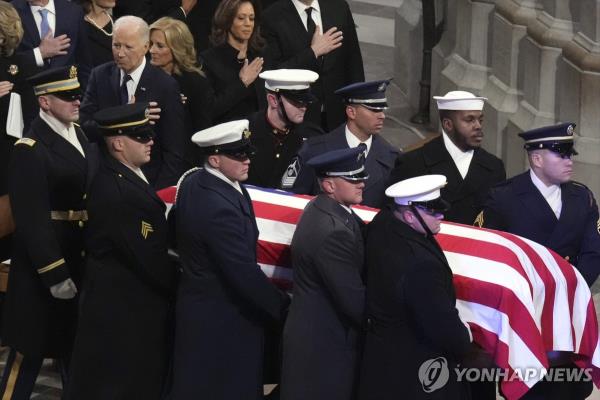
[150,17,204,76]
[0,1,23,57]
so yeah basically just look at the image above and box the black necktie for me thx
[305,7,316,39]
[120,74,132,104]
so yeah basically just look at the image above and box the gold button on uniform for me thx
[78,220,84,228]
[81,250,86,257]
[83,193,87,200]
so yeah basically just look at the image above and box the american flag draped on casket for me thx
[158,184,600,400]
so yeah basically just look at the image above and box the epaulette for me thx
[14,138,36,147]
[571,180,595,207]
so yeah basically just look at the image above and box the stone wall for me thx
[395,0,600,198]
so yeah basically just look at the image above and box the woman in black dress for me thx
[0,1,36,260]
[201,0,267,124]
[149,16,213,167]
[78,0,115,67]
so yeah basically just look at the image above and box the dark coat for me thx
[113,0,185,23]
[358,208,472,400]
[82,19,113,68]
[67,154,176,400]
[0,53,38,262]
[200,42,266,124]
[388,135,506,224]
[170,168,290,399]
[12,0,92,88]
[480,172,600,286]
[2,117,98,357]
[80,61,187,189]
[262,0,364,130]
[172,70,213,167]
[246,110,323,188]
[290,124,400,208]
[281,195,365,400]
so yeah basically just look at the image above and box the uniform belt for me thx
[50,210,88,221]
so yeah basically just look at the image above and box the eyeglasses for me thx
[223,152,253,161]
[415,206,444,217]
[130,135,154,144]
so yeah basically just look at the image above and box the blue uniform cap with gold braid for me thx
[519,122,578,158]
[93,103,155,142]
[27,65,82,101]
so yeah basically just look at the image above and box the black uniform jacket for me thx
[480,171,600,286]
[291,124,400,208]
[200,42,267,124]
[170,168,289,400]
[2,116,98,357]
[67,154,176,400]
[388,135,506,224]
[358,208,472,400]
[12,0,92,88]
[262,0,364,130]
[80,61,187,189]
[281,195,365,400]
[246,110,323,189]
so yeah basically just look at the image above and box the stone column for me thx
[480,0,541,171]
[557,0,600,198]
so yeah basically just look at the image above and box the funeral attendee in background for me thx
[289,80,399,208]
[480,123,600,399]
[0,65,98,399]
[170,120,290,399]
[246,68,323,188]
[389,91,505,225]
[262,0,364,130]
[113,0,198,24]
[150,16,213,167]
[0,0,38,261]
[12,0,92,91]
[80,15,186,189]
[201,0,267,124]
[77,0,115,67]
[281,145,368,400]
[67,103,176,400]
[359,175,472,400]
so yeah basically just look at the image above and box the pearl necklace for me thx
[85,11,113,37]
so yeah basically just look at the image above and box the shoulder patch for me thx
[14,138,36,147]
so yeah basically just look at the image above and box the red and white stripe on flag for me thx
[158,185,600,400]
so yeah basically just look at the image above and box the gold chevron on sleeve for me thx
[37,258,66,274]
[474,211,484,228]
[141,221,154,239]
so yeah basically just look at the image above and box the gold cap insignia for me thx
[144,108,150,118]
[7,64,18,76]
[243,129,251,140]
[378,82,386,92]
[567,125,574,135]
[141,221,154,239]
[474,211,485,228]
[69,65,78,79]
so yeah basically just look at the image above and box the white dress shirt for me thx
[442,131,474,179]
[120,57,146,104]
[291,0,323,33]
[345,125,372,156]
[530,169,562,219]
[205,164,243,195]
[39,110,85,157]
[29,0,57,67]
[121,162,149,184]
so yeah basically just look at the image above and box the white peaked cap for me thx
[385,174,448,206]
[260,69,320,91]
[192,119,250,148]
[433,90,487,111]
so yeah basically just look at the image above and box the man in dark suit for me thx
[170,120,290,400]
[262,0,364,131]
[0,66,98,400]
[114,0,197,24]
[12,0,92,123]
[246,68,323,189]
[80,15,186,189]
[281,145,367,400]
[479,123,600,399]
[287,79,400,208]
[359,175,473,400]
[389,91,506,225]
[67,103,176,400]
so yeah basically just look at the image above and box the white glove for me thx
[49,278,78,300]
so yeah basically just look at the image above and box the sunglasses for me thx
[130,134,154,144]
[223,151,254,161]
